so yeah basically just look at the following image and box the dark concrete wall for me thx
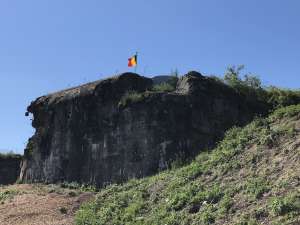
[0,156,22,185]
[20,72,269,187]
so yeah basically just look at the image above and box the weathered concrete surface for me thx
[0,155,22,184]
[20,72,269,187]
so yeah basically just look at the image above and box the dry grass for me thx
[0,184,94,225]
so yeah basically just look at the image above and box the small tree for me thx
[223,65,244,88]
[244,74,262,89]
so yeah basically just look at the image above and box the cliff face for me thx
[21,72,269,187]
[0,155,22,184]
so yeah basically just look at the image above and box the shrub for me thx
[60,181,97,192]
[200,205,216,224]
[0,189,20,202]
[152,82,175,92]
[245,178,270,199]
[168,184,201,211]
[266,87,300,108]
[152,73,178,92]
[219,195,234,213]
[224,65,246,88]
[24,138,34,158]
[223,65,300,109]
[235,218,258,225]
[168,71,179,88]
[61,181,81,189]
[269,104,300,121]
[269,194,300,216]
[205,185,224,204]
[118,91,144,107]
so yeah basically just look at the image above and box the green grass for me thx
[269,104,300,120]
[118,90,145,107]
[0,151,22,160]
[117,68,300,113]
[75,105,300,225]
[269,193,300,216]
[222,65,300,109]
[0,189,20,203]
[151,82,175,92]
[60,181,97,192]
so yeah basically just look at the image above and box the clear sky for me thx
[0,0,299,153]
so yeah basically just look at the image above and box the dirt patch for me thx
[0,184,94,225]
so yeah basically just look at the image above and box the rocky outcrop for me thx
[0,155,22,184]
[20,72,269,187]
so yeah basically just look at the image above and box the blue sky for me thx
[0,0,299,153]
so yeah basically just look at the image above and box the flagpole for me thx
[134,51,138,73]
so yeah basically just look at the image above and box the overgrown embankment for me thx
[75,105,300,225]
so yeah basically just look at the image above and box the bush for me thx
[224,65,246,88]
[223,65,300,109]
[219,195,234,213]
[60,181,81,189]
[118,91,144,107]
[266,87,300,108]
[60,181,97,192]
[235,218,258,225]
[269,194,300,216]
[152,82,175,92]
[269,104,300,121]
[200,205,216,224]
[0,189,20,202]
[152,73,178,92]
[24,138,34,158]
[245,178,270,199]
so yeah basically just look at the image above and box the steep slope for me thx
[76,105,300,225]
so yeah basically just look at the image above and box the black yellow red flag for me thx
[128,54,137,67]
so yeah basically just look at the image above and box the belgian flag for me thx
[128,54,137,67]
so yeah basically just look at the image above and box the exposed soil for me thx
[0,184,94,225]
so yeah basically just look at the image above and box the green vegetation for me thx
[118,90,145,107]
[244,177,270,199]
[75,105,300,225]
[24,138,34,158]
[151,73,178,92]
[0,151,22,160]
[119,74,179,107]
[119,66,300,111]
[269,193,300,216]
[0,189,20,203]
[270,104,300,120]
[151,82,175,92]
[60,181,97,192]
[221,65,300,108]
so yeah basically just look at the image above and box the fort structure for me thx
[19,72,269,187]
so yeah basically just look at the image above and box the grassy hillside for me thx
[75,105,300,225]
